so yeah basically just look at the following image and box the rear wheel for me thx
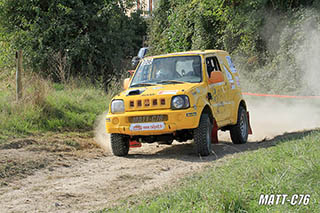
[194,114,212,156]
[110,134,129,156]
[230,106,248,144]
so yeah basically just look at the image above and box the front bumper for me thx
[106,108,199,136]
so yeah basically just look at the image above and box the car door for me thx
[220,54,240,121]
[206,55,229,123]
[218,55,234,121]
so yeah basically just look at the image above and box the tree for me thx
[0,0,147,87]
[148,0,320,94]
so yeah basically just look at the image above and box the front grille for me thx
[160,98,166,105]
[128,115,168,123]
[127,98,167,110]
[144,99,150,107]
[152,99,157,106]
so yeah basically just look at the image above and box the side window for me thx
[206,58,214,76]
[225,56,237,73]
[213,57,221,71]
[206,56,221,77]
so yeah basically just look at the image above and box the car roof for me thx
[144,50,227,59]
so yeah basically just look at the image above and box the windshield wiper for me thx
[157,80,187,84]
[130,83,157,88]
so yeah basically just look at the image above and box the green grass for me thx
[102,130,320,212]
[0,76,113,141]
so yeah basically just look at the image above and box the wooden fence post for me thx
[16,50,23,101]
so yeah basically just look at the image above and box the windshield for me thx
[130,56,202,87]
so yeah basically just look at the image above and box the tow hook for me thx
[129,140,142,148]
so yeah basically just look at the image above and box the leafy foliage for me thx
[149,0,317,55]
[0,0,147,87]
[0,25,14,70]
[148,0,320,94]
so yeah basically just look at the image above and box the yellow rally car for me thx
[106,50,252,156]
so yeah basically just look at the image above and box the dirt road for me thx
[0,131,276,213]
[1,97,319,212]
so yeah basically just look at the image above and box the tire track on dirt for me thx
[0,137,274,213]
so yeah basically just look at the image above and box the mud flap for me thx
[211,120,219,143]
[247,111,253,135]
[129,140,142,148]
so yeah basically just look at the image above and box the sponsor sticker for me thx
[213,101,233,107]
[213,102,225,107]
[141,93,156,96]
[224,65,233,82]
[186,112,197,117]
[235,76,241,86]
[230,83,236,90]
[130,122,165,131]
[141,58,153,66]
[158,90,178,95]
[152,86,164,90]
[226,56,237,73]
[209,82,225,88]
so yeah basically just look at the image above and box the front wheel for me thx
[110,134,129,156]
[194,114,212,156]
[230,106,248,144]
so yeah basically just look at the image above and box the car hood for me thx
[118,83,199,111]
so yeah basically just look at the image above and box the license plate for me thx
[130,122,165,131]
[128,115,168,123]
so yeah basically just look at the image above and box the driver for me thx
[185,57,201,77]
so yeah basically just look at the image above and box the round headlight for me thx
[172,96,184,109]
[171,95,190,110]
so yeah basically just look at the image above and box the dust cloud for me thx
[94,12,320,145]
[246,98,320,141]
[296,13,320,95]
[243,9,320,141]
[94,112,112,153]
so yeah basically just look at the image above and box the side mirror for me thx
[123,78,130,90]
[131,60,139,69]
[132,56,141,61]
[208,71,224,84]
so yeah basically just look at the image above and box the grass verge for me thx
[0,72,113,141]
[102,130,320,212]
